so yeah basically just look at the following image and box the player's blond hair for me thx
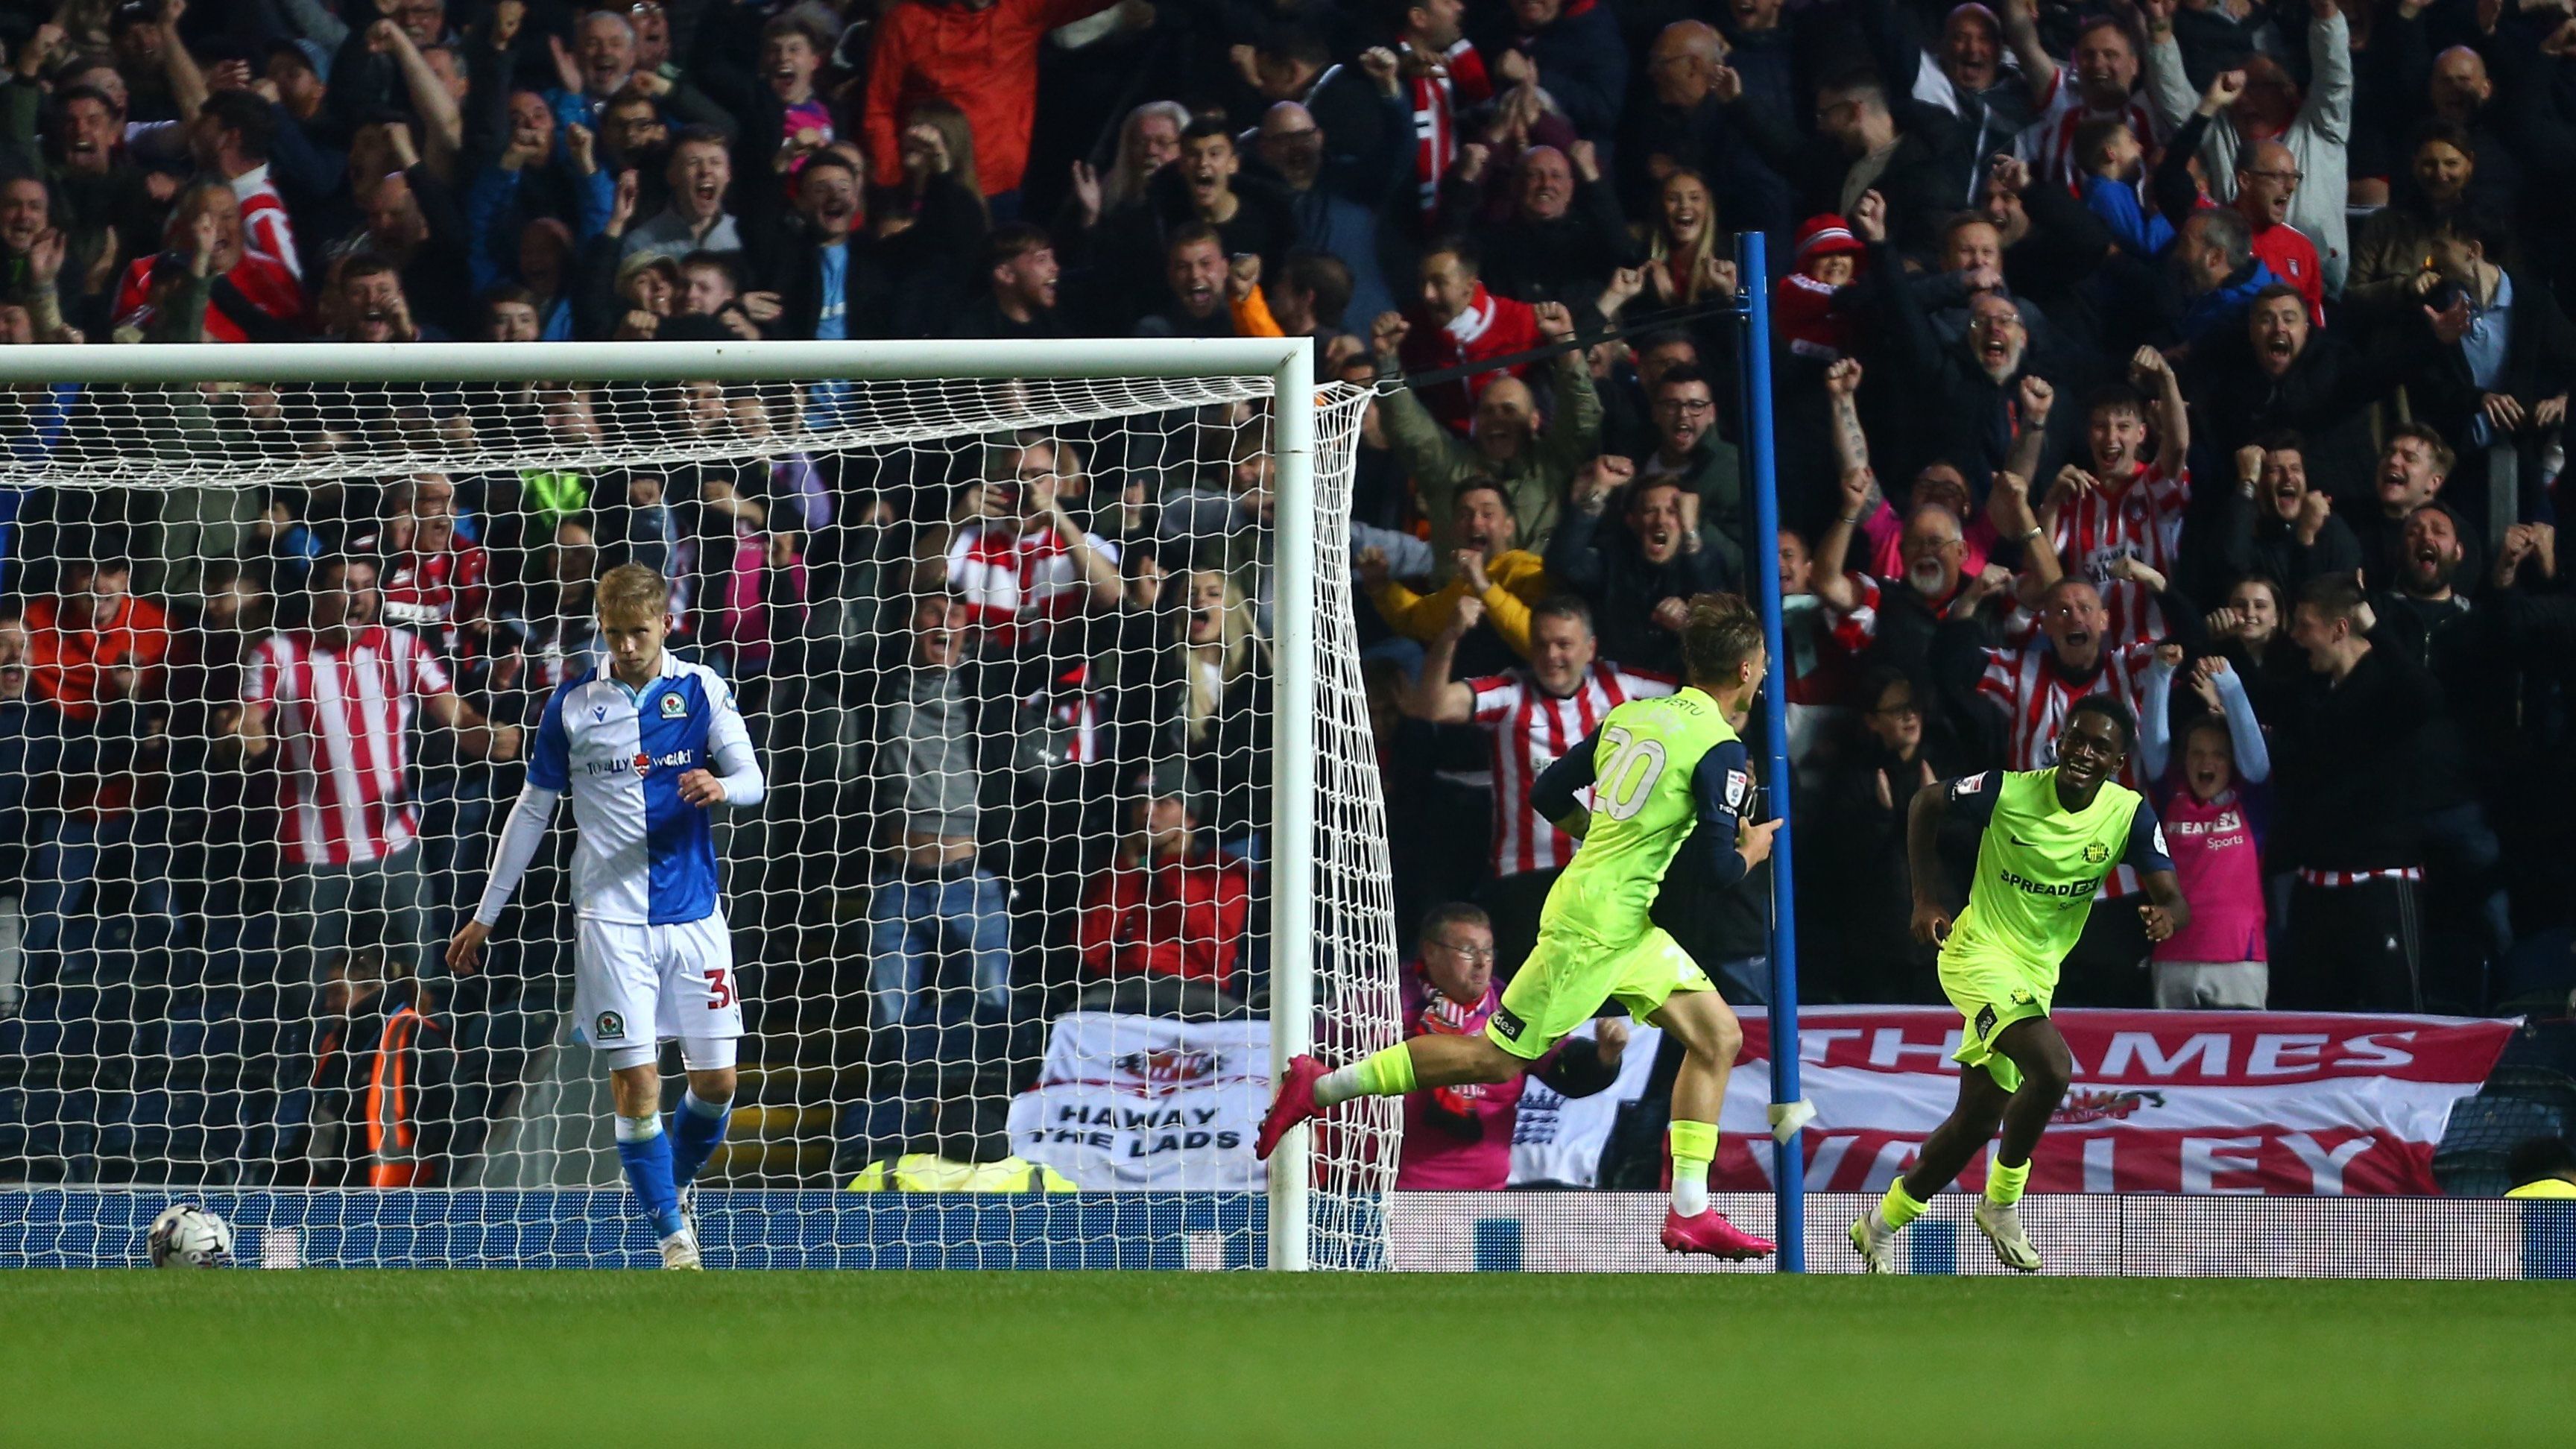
[1679,592,1764,687]
[597,562,669,623]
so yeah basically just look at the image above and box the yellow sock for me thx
[1986,1158,2030,1207]
[1314,1044,1417,1107]
[1351,1042,1417,1096]
[1880,1178,1928,1231]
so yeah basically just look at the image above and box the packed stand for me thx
[0,0,2570,1194]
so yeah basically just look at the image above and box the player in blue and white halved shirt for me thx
[447,564,764,1269]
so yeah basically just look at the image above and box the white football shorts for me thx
[572,913,742,1071]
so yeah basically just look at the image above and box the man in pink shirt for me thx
[1392,903,1626,1190]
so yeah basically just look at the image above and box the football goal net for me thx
[0,338,1397,1270]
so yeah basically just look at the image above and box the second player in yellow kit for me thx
[1933,764,2170,1092]
[1850,698,2189,1275]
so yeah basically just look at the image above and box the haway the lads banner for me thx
[1008,1012,1271,1190]
[1714,1007,2516,1195]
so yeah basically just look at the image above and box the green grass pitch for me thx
[6,1273,2570,1446]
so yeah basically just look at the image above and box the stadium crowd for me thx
[0,0,2573,1191]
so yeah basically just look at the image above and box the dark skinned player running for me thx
[1849,697,2188,1272]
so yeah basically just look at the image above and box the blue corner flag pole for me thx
[1734,230,1807,1271]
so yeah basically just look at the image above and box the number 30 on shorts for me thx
[1592,726,1668,821]
[705,967,734,1009]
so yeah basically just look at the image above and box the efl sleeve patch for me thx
[1724,768,1752,812]
[1950,772,1990,801]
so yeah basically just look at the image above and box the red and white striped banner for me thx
[1713,1007,2517,1196]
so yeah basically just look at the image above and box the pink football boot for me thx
[1254,1054,1329,1161]
[1660,1209,1778,1260]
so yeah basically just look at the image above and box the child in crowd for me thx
[764,14,837,171]
[2138,648,2271,1008]
[2075,116,2175,261]
[1774,214,1866,361]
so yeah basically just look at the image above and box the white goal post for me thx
[0,338,1396,1270]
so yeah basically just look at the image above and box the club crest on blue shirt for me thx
[660,692,686,718]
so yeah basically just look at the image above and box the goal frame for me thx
[0,336,1328,1271]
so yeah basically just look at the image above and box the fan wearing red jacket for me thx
[111,183,306,344]
[1394,238,1541,433]
[1076,783,1253,994]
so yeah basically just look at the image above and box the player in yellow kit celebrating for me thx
[1851,698,2189,1273]
[1257,595,1784,1257]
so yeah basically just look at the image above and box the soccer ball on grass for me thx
[148,1203,234,1268]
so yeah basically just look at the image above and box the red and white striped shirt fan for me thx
[947,520,1117,648]
[242,625,452,867]
[2047,461,2190,649]
[2021,69,2163,194]
[1404,40,1493,223]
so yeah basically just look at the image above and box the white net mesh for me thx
[0,356,1395,1269]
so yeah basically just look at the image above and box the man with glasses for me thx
[1628,21,1787,239]
[1391,902,1628,1190]
[2143,0,2354,293]
[1255,100,1400,334]
[2229,142,2322,318]
[2150,69,2326,323]
[1861,194,2061,494]
[1638,363,1746,578]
